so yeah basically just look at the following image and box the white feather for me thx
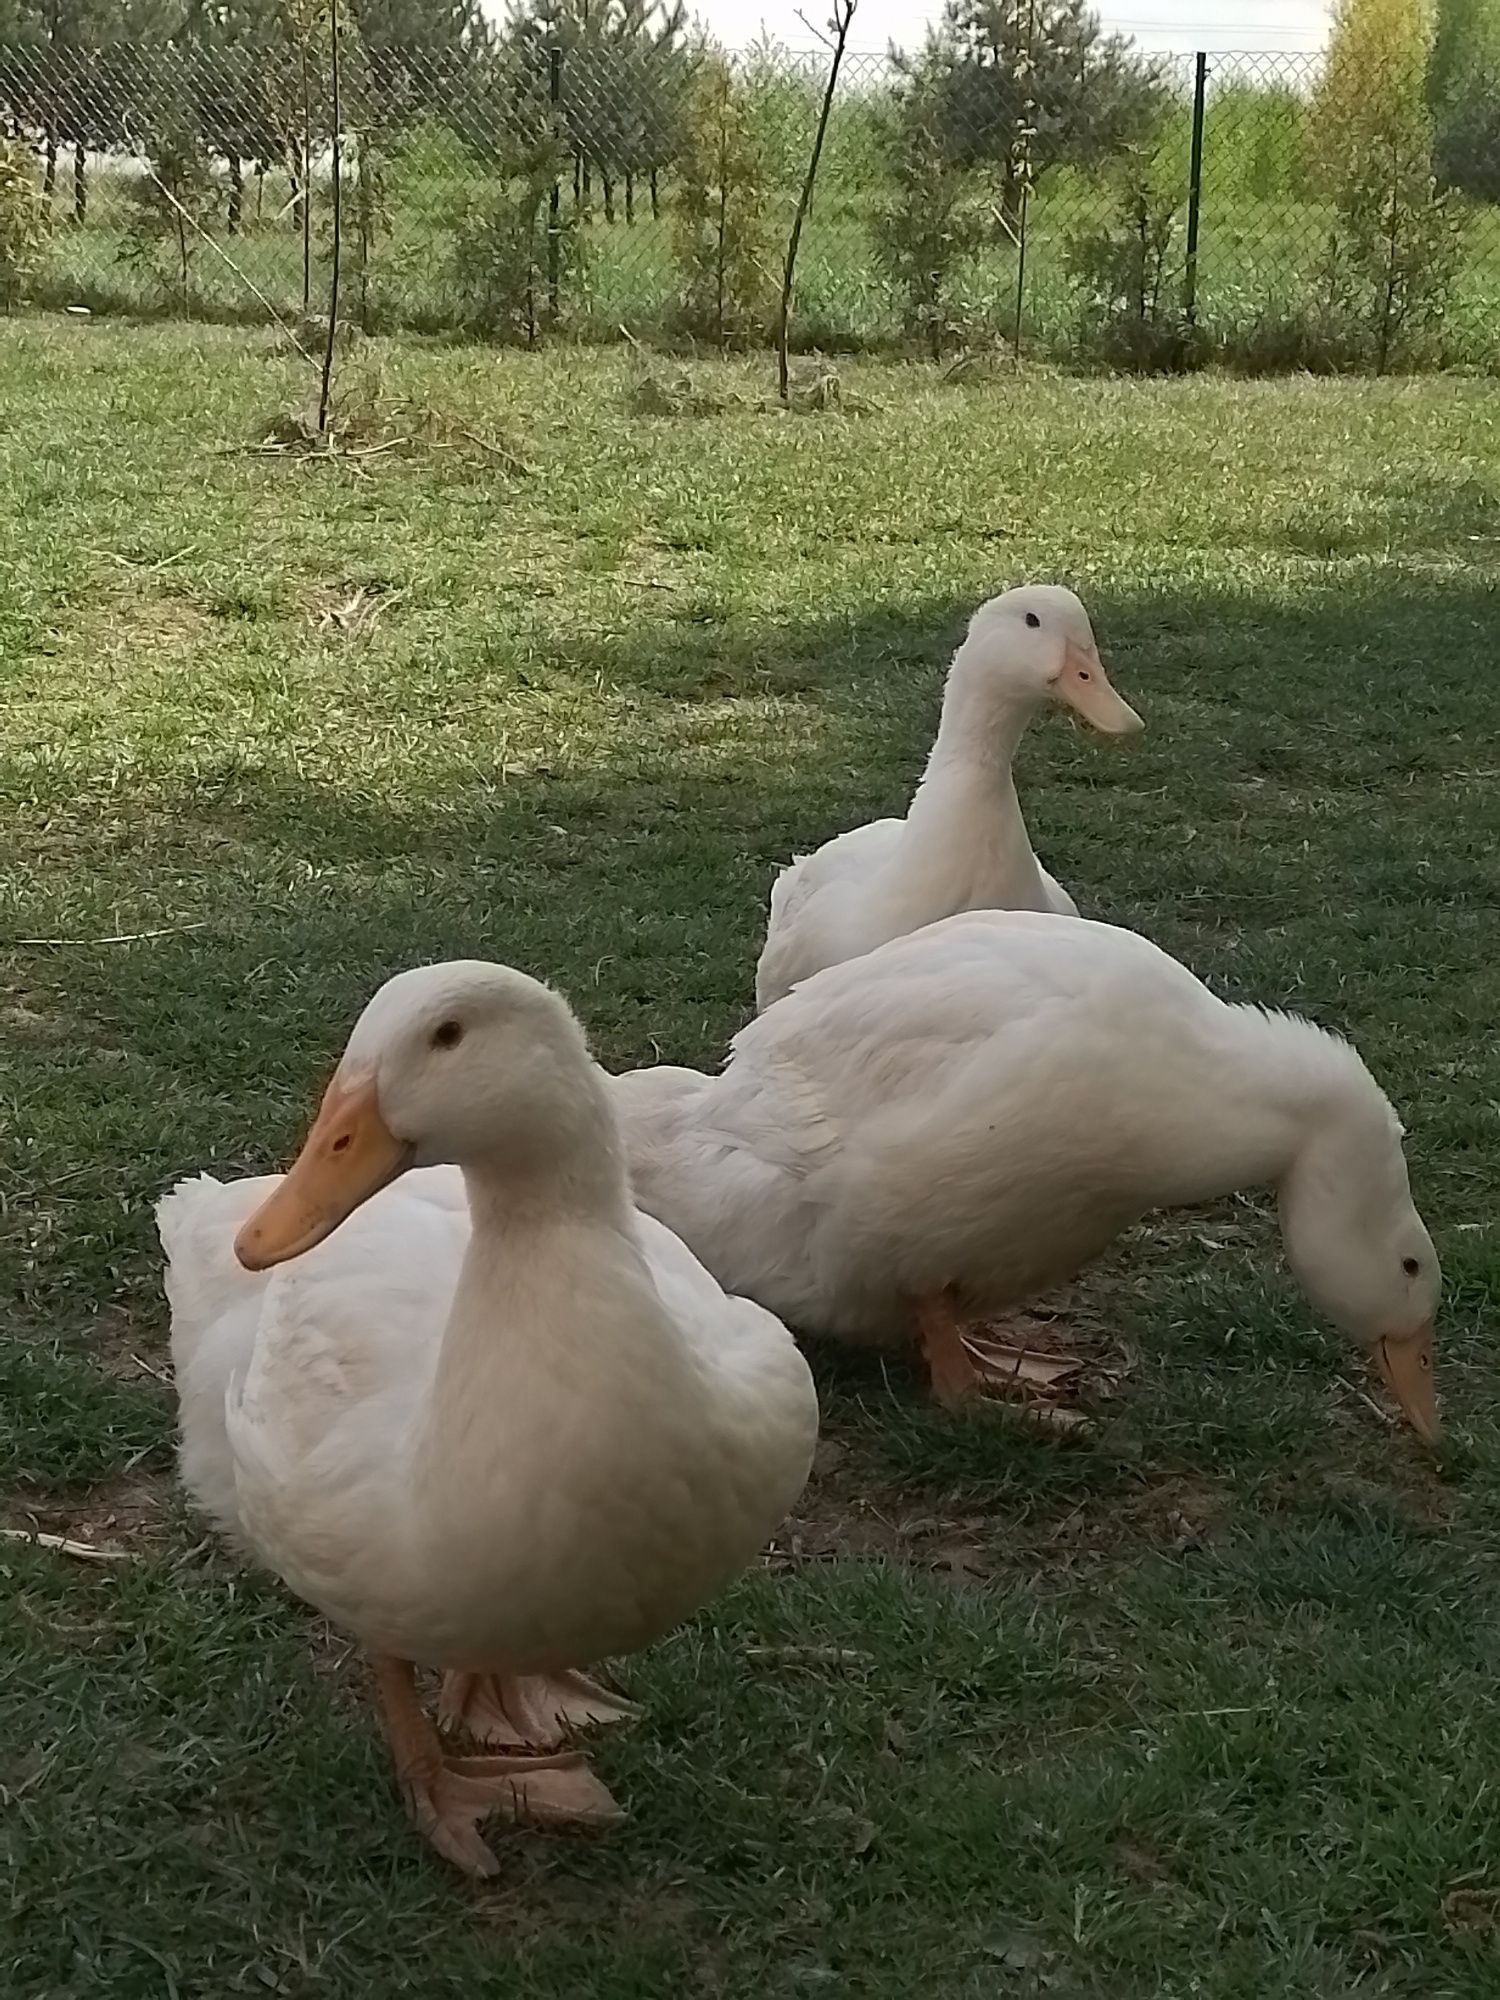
[755,585,1131,1009]
[158,966,818,1679]
[620,909,1437,1362]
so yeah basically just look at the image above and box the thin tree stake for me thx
[301,45,313,312]
[776,0,857,405]
[1011,0,1039,363]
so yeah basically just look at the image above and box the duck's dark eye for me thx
[431,1019,464,1051]
[1402,1256,1420,1276]
[1024,611,1041,629]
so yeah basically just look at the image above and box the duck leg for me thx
[439,1668,641,1751]
[912,1289,1081,1407]
[371,1656,624,1877]
[912,1288,984,1407]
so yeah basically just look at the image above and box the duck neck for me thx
[897,656,1048,905]
[416,1090,648,1451]
[1158,1007,1377,1209]
[458,1141,636,1270]
[1273,1081,1404,1258]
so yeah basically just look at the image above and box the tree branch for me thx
[794,7,835,52]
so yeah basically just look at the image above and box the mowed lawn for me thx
[2,319,1499,1998]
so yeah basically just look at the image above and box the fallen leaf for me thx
[1114,1836,1170,1884]
[985,1932,1047,1970]
[960,1333,1086,1395]
[930,1540,988,1575]
[1443,1886,1500,1936]
[1021,1405,1091,1434]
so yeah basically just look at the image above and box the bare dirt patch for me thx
[86,1305,174,1387]
[100,588,216,657]
[2,1469,171,1554]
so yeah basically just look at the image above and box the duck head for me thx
[234,961,605,1271]
[1277,1089,1441,1446]
[964,584,1143,737]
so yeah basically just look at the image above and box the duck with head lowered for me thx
[755,584,1143,1011]
[159,960,818,1878]
[617,910,1440,1429]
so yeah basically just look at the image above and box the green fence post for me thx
[548,46,562,326]
[1184,51,1208,327]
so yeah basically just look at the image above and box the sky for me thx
[690,0,1332,55]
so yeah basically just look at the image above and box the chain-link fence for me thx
[0,36,1496,370]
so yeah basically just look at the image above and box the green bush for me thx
[1067,139,1202,372]
[1217,240,1371,374]
[1430,0,1500,200]
[452,152,581,345]
[874,71,987,357]
[0,139,47,310]
[118,126,218,313]
[1206,83,1309,202]
[672,56,773,347]
[1332,142,1464,370]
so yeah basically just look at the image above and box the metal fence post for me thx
[548,45,562,326]
[1183,51,1208,327]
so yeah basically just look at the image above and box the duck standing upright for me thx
[159,961,818,1877]
[755,585,1143,1010]
[616,911,1440,1431]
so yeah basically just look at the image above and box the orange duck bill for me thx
[1374,1323,1439,1446]
[1054,640,1144,737]
[235,1075,415,1272]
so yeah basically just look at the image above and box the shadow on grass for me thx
[5,571,1496,1516]
[8,563,1500,1999]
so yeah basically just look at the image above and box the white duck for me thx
[615,911,1440,1437]
[159,961,817,1878]
[754,585,1143,1011]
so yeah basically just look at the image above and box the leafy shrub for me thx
[672,56,773,347]
[1332,141,1463,370]
[347,132,389,333]
[1067,142,1202,372]
[1218,243,1370,375]
[453,150,581,345]
[1307,0,1461,368]
[1205,83,1309,202]
[1430,0,1500,201]
[874,70,986,358]
[118,126,218,312]
[0,139,47,310]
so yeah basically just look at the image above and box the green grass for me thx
[3,317,1500,1997]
